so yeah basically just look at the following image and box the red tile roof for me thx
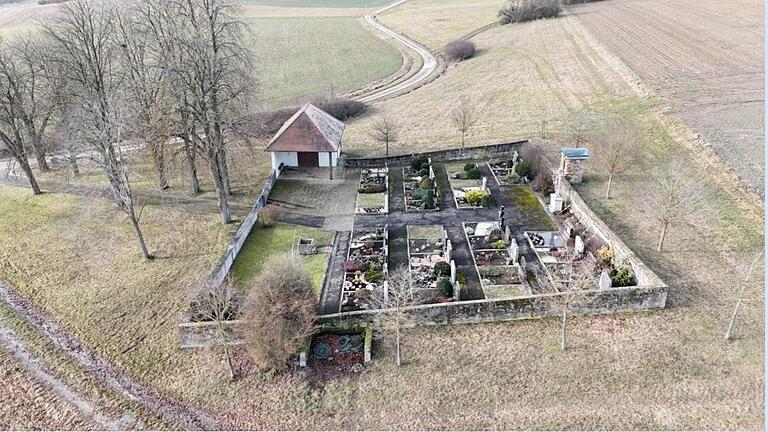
[265,103,345,153]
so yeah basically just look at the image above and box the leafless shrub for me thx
[243,253,317,372]
[315,97,368,121]
[450,95,480,149]
[190,277,241,380]
[366,266,419,367]
[443,40,476,62]
[591,117,640,198]
[499,0,562,25]
[369,113,400,160]
[644,163,708,252]
[258,205,279,228]
[518,141,545,174]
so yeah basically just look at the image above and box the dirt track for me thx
[571,0,764,194]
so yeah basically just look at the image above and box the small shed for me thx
[559,147,590,184]
[265,103,344,177]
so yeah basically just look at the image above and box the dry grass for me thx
[0,347,94,430]
[342,14,640,156]
[0,186,232,393]
[379,0,502,50]
[572,0,764,192]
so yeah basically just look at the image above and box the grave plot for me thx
[340,226,389,313]
[403,155,440,212]
[407,225,455,302]
[307,326,372,377]
[444,162,495,209]
[355,167,388,214]
[464,221,528,299]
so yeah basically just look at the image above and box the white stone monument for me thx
[599,271,612,289]
[509,241,519,264]
[574,235,585,256]
[549,193,564,213]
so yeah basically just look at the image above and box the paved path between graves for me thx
[321,231,351,314]
[0,280,224,430]
[358,0,438,103]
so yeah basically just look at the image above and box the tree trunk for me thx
[395,328,401,367]
[725,256,758,341]
[17,156,41,195]
[129,212,151,260]
[605,173,613,198]
[657,221,669,252]
[69,152,80,176]
[34,150,50,173]
[560,306,568,351]
[223,345,235,381]
[184,137,200,194]
[217,150,231,197]
[210,158,231,224]
[150,142,168,190]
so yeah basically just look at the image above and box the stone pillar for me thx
[383,280,389,307]
[549,194,564,213]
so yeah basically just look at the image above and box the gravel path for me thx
[357,0,438,103]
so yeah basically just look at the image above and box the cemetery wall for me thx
[344,140,528,168]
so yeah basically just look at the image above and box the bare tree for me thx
[42,0,153,259]
[191,277,241,381]
[368,266,417,367]
[565,110,597,148]
[369,113,399,162]
[724,252,762,341]
[535,250,597,351]
[243,253,317,372]
[114,3,175,190]
[591,117,639,198]
[0,41,42,194]
[645,166,708,252]
[162,0,256,223]
[450,94,480,149]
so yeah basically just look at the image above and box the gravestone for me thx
[509,241,519,264]
[450,260,457,283]
[575,235,585,256]
[446,240,453,262]
[549,194,564,213]
[504,225,512,242]
[481,176,487,191]
[599,271,612,289]
[512,150,519,164]
[299,352,307,368]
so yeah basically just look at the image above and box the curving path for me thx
[358,0,437,103]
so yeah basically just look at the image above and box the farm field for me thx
[0,0,58,36]
[378,0,501,50]
[0,1,403,109]
[571,0,765,193]
[343,13,640,155]
[246,14,402,107]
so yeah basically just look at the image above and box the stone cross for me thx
[512,150,519,164]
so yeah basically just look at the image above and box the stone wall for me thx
[344,140,528,168]
[209,166,281,287]
[178,284,667,347]
[557,179,664,287]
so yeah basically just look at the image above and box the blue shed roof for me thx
[561,147,590,159]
